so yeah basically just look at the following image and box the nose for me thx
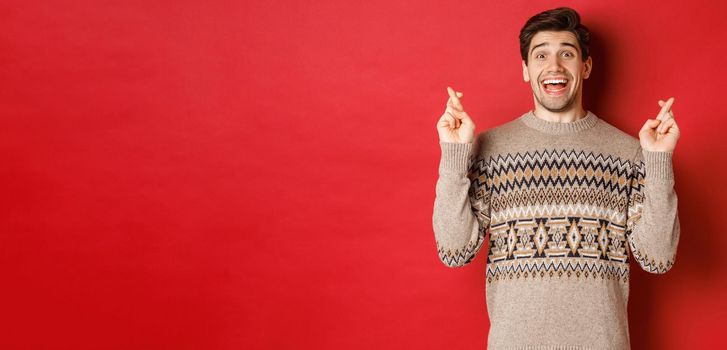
[545,55,565,73]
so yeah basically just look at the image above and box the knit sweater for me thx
[432,110,680,350]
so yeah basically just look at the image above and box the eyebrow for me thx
[530,42,579,55]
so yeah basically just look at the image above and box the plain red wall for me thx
[1,0,726,349]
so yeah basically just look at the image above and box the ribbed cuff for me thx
[643,149,674,180]
[439,141,472,175]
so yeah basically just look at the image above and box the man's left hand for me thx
[639,97,681,152]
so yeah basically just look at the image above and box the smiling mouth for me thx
[541,78,569,95]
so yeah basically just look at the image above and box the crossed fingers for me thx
[445,86,464,128]
[446,86,464,111]
[656,97,676,134]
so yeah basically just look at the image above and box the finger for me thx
[658,119,672,134]
[640,118,661,134]
[446,89,458,111]
[446,97,459,111]
[437,114,448,128]
[452,91,463,109]
[446,107,462,127]
[657,97,674,119]
[668,120,681,135]
[657,118,672,134]
[447,87,464,111]
[447,105,465,120]
[657,97,675,121]
[656,121,669,134]
[445,111,458,128]
[658,117,679,134]
[456,92,463,98]
[657,97,674,120]
[661,107,675,124]
[440,112,452,128]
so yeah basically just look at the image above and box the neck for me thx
[532,99,586,123]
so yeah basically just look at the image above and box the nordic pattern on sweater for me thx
[432,110,680,350]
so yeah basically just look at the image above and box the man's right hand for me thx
[436,86,476,143]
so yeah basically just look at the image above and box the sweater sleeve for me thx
[432,139,491,268]
[625,147,681,274]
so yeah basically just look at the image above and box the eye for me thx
[562,51,574,58]
[536,53,545,59]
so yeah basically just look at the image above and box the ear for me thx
[522,60,530,82]
[583,56,592,79]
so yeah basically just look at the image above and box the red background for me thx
[2,1,726,349]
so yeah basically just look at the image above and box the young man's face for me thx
[522,30,592,113]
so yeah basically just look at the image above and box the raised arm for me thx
[625,148,680,274]
[432,87,491,267]
[626,97,682,274]
[433,141,491,267]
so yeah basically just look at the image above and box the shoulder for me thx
[472,113,546,160]
[592,116,641,160]
[470,117,520,160]
[473,117,522,146]
[595,117,639,145]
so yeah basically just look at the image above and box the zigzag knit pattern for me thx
[441,148,675,281]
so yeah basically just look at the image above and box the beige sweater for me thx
[432,110,680,350]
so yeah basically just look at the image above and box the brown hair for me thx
[519,7,591,65]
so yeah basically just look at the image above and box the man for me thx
[432,7,680,349]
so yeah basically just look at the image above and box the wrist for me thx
[642,149,674,180]
[439,142,472,175]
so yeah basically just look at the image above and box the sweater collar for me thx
[519,109,599,134]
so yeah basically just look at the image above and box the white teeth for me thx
[543,79,567,85]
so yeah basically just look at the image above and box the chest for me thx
[473,149,636,222]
